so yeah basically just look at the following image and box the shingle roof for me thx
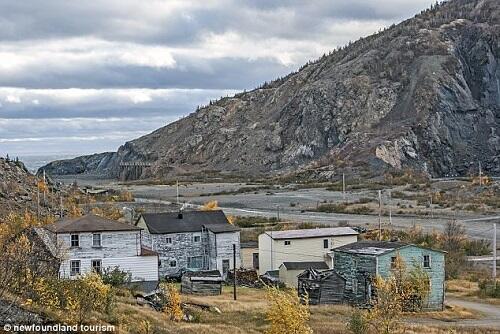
[204,224,240,233]
[281,261,329,270]
[265,227,358,240]
[334,241,410,256]
[139,210,230,234]
[44,214,142,233]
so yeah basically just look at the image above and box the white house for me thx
[258,227,358,274]
[40,214,159,289]
[136,210,241,278]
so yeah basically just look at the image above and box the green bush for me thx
[101,267,132,286]
[478,279,500,298]
[346,309,368,334]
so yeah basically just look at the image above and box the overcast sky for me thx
[0,0,434,158]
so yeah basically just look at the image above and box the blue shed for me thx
[333,241,445,311]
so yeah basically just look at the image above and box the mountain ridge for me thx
[40,0,500,181]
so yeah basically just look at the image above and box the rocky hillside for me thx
[0,158,57,217]
[41,0,500,181]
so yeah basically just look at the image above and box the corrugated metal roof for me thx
[281,261,329,270]
[265,227,358,240]
[140,210,230,234]
[45,214,141,233]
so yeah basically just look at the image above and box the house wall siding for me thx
[377,247,445,311]
[144,231,205,277]
[334,252,376,304]
[259,234,357,274]
[60,256,158,281]
[56,230,158,282]
[58,231,141,258]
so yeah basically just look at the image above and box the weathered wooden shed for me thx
[297,269,346,305]
[181,270,223,295]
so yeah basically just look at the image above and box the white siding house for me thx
[258,227,358,274]
[42,215,159,289]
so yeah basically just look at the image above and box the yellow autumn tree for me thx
[160,282,183,321]
[201,200,219,211]
[265,285,313,334]
[91,206,123,220]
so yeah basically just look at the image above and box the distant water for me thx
[17,154,78,174]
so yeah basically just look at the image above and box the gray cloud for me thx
[0,0,436,157]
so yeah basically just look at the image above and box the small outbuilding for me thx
[181,270,223,295]
[297,269,346,305]
[279,261,329,288]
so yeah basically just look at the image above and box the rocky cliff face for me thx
[41,0,500,180]
[0,158,39,215]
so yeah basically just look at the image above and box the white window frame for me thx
[323,239,329,249]
[92,233,102,247]
[423,255,431,268]
[70,234,80,247]
[169,259,177,267]
[70,260,81,276]
[193,235,201,243]
[91,259,102,273]
[165,237,173,244]
[284,240,291,246]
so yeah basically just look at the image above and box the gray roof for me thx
[45,214,141,233]
[334,241,411,256]
[265,227,358,240]
[281,261,329,270]
[204,223,240,233]
[139,210,230,234]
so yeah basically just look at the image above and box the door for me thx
[222,259,230,279]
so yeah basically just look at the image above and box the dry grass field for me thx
[86,286,500,334]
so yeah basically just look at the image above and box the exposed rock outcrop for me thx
[41,0,500,180]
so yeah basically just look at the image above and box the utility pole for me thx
[176,180,179,205]
[430,194,433,219]
[378,190,382,241]
[494,223,497,282]
[60,196,63,218]
[342,173,346,202]
[479,161,483,186]
[36,179,40,221]
[233,243,237,300]
[276,205,280,221]
[388,191,392,225]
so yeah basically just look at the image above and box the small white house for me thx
[258,227,358,274]
[41,215,159,289]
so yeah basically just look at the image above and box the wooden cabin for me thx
[297,269,346,305]
[181,270,223,295]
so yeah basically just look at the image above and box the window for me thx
[187,256,203,269]
[193,235,201,243]
[166,237,172,244]
[92,233,102,247]
[91,259,102,274]
[70,234,79,247]
[169,260,177,267]
[70,260,80,276]
[284,240,291,246]
[391,256,397,268]
[352,278,358,294]
[323,239,329,249]
[423,255,431,268]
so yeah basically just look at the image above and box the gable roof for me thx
[204,224,240,233]
[280,261,329,270]
[139,210,230,234]
[334,240,445,256]
[44,214,141,233]
[265,227,358,240]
